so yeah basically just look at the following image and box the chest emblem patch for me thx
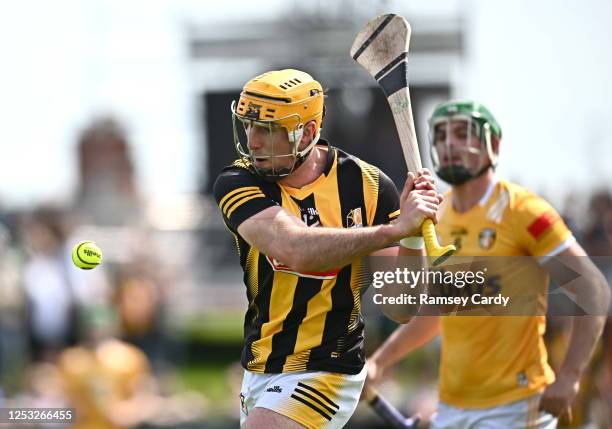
[347,207,363,228]
[479,228,497,250]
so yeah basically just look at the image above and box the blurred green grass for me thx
[175,362,229,402]
[172,311,243,402]
[177,311,243,344]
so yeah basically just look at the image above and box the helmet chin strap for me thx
[284,128,321,174]
[252,128,321,182]
[295,129,320,158]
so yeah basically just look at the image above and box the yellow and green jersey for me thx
[436,178,575,408]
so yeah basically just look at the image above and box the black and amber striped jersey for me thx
[213,140,400,375]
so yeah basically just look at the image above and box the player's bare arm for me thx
[237,171,441,273]
[539,242,610,418]
[362,315,441,399]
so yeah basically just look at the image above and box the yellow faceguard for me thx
[231,69,325,180]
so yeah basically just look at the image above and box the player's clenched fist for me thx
[412,168,439,192]
[392,169,443,237]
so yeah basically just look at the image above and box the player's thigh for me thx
[245,407,307,429]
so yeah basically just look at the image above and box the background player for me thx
[213,69,442,429]
[364,101,610,428]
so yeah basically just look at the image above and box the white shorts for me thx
[432,395,558,429]
[239,366,367,429]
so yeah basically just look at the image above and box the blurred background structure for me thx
[0,0,611,427]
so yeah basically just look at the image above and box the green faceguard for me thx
[428,100,502,185]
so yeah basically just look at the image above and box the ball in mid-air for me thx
[72,240,103,270]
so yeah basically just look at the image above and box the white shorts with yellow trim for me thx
[239,366,366,429]
[432,394,558,429]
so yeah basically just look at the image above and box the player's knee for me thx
[245,407,307,429]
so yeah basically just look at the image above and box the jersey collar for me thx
[279,140,337,198]
[478,176,499,207]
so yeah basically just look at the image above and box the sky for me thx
[462,0,612,201]
[0,0,197,208]
[0,0,610,209]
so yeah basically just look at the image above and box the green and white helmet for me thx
[428,100,502,185]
